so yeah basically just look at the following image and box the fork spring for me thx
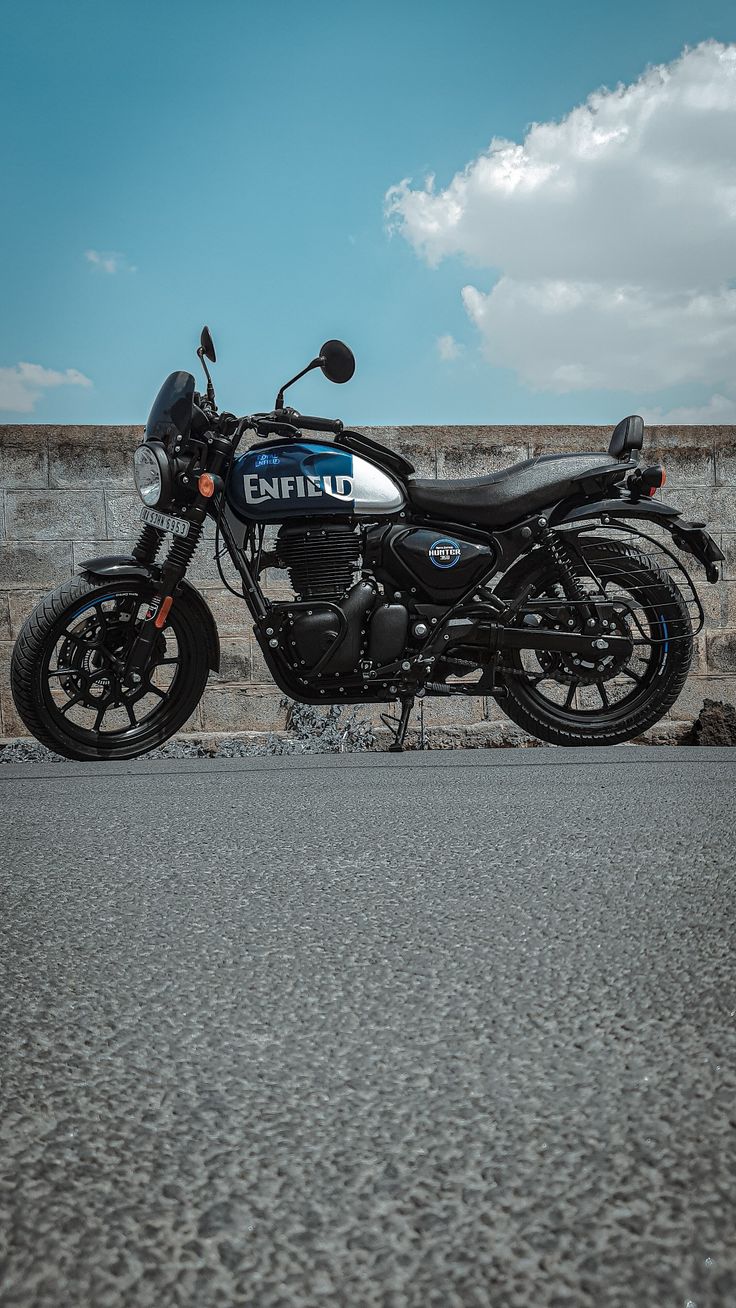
[164,522,204,572]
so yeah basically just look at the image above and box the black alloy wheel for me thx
[494,539,692,746]
[11,575,210,761]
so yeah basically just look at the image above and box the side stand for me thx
[381,695,415,752]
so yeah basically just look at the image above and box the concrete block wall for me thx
[1,422,735,743]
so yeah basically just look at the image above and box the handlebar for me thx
[236,409,344,440]
[277,408,343,434]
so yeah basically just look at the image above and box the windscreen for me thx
[145,371,195,444]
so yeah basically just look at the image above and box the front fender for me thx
[551,497,724,583]
[78,554,221,670]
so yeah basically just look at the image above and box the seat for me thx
[406,452,620,528]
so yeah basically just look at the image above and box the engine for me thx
[272,521,373,674]
[276,521,361,600]
[270,518,498,679]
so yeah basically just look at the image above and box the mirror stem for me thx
[197,348,216,404]
[275,357,322,410]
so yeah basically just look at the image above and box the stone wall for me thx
[1,423,735,744]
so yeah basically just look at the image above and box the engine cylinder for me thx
[276,521,360,599]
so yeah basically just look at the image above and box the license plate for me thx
[140,506,190,537]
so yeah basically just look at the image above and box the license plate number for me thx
[140,507,190,537]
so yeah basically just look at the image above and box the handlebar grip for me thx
[285,412,343,434]
[239,411,344,438]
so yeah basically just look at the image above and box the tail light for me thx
[627,464,666,499]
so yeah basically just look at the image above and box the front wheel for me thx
[495,539,692,747]
[11,575,211,760]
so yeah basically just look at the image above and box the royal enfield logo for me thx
[243,473,354,505]
[428,537,462,568]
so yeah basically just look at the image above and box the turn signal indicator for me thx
[646,466,666,496]
[154,595,174,629]
[627,464,666,499]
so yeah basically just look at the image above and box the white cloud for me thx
[85,249,136,274]
[0,362,93,413]
[643,390,736,424]
[387,41,736,403]
[461,280,736,393]
[436,333,463,361]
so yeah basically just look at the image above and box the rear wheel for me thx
[11,575,210,760]
[495,539,692,747]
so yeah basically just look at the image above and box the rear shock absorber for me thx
[539,525,587,602]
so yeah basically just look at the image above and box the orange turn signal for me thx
[154,595,174,629]
[646,466,666,496]
[198,472,216,498]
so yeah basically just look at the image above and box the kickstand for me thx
[381,695,415,752]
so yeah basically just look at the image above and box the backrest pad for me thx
[609,415,644,458]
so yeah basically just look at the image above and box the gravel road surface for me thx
[1,746,735,1307]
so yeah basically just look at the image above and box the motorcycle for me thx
[11,327,724,759]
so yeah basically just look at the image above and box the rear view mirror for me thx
[200,326,217,363]
[274,338,356,408]
[319,340,355,384]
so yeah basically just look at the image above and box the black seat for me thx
[407,452,621,528]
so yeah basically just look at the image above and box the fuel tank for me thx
[225,441,405,523]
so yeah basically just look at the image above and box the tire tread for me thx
[497,541,692,747]
[11,575,209,760]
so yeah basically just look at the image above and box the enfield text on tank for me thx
[11,329,724,758]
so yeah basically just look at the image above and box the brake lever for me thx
[234,414,301,442]
[216,411,239,436]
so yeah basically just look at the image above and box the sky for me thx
[2,0,736,428]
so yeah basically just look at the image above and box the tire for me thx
[494,539,692,747]
[11,574,211,761]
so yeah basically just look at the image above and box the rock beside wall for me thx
[1,422,735,742]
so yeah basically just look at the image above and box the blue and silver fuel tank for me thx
[225,441,405,523]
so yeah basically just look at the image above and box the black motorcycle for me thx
[11,328,723,759]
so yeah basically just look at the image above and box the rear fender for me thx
[551,498,724,583]
[78,554,221,671]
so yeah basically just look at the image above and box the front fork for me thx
[123,503,208,682]
[123,430,240,682]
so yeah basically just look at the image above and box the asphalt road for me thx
[1,746,735,1308]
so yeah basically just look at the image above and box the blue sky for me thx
[2,0,735,426]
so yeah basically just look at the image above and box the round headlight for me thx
[134,443,169,506]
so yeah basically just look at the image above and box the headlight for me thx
[133,442,171,507]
